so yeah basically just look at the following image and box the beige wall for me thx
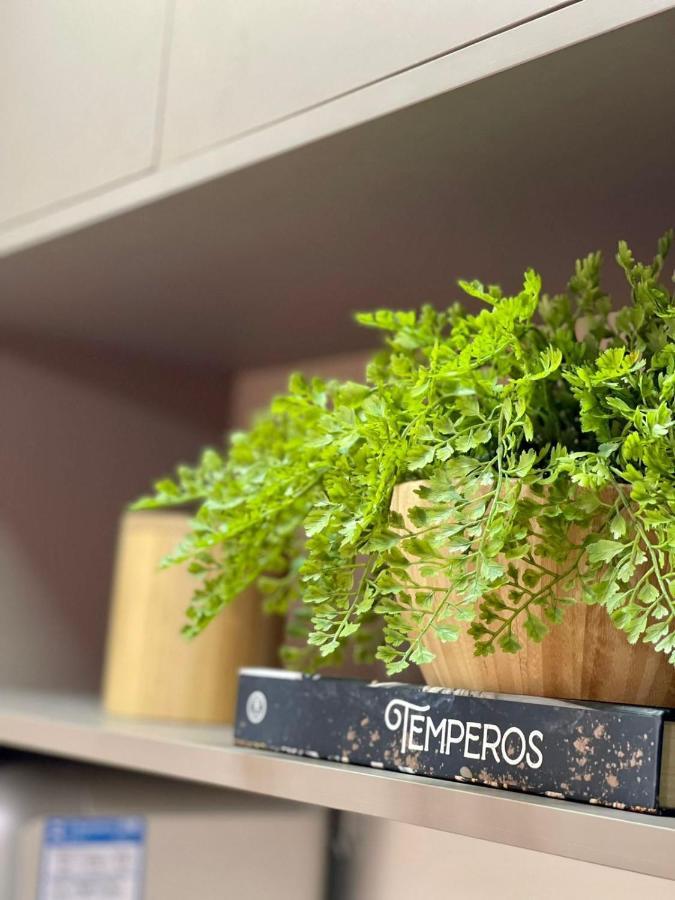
[0,343,371,691]
[0,338,228,690]
[228,349,370,427]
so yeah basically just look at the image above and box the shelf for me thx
[0,688,673,880]
[1,2,674,370]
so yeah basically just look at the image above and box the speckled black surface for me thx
[235,670,672,814]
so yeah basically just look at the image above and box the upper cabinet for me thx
[160,0,566,163]
[0,0,167,225]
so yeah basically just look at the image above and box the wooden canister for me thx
[103,510,281,723]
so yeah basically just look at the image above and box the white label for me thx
[39,817,145,900]
[246,690,268,724]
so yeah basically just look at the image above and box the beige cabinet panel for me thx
[345,817,675,899]
[0,0,167,223]
[161,0,566,162]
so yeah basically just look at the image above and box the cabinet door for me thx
[0,0,167,224]
[161,0,565,162]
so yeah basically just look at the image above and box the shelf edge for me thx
[0,691,673,880]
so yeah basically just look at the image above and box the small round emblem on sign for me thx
[245,690,267,724]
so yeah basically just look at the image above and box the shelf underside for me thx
[1,9,674,370]
[0,689,673,880]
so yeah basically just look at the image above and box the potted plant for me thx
[134,232,675,706]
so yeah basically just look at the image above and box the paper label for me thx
[39,817,145,900]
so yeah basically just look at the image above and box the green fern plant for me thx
[134,232,675,675]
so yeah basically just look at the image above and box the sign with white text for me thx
[235,668,669,813]
[38,817,145,900]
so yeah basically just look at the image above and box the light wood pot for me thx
[103,510,281,723]
[391,482,675,706]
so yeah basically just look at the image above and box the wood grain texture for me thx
[391,482,675,706]
[103,511,281,723]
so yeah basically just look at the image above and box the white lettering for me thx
[463,721,482,759]
[481,722,502,763]
[382,698,545,770]
[408,714,425,751]
[526,730,544,769]
[444,719,465,754]
[424,716,447,752]
[501,726,527,766]
[384,699,431,754]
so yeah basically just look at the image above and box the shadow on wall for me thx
[0,336,228,691]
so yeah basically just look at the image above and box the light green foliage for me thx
[134,232,675,674]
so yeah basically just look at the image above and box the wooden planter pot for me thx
[103,511,281,724]
[391,482,675,707]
